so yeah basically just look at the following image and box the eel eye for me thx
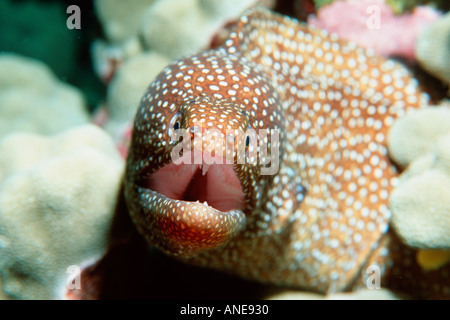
[243,128,256,160]
[244,131,252,158]
[168,112,182,140]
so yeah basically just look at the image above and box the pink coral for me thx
[308,0,441,61]
[116,122,133,159]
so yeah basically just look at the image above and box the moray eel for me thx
[124,7,449,297]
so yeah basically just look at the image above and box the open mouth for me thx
[147,152,245,212]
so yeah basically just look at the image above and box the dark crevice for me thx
[181,169,208,202]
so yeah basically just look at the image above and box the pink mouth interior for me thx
[148,152,245,212]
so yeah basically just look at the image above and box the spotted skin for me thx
[124,7,450,297]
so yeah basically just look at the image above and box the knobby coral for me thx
[0,125,124,299]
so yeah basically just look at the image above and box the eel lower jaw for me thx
[137,152,247,256]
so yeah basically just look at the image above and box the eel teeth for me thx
[201,162,211,176]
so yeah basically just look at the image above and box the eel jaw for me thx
[135,152,247,256]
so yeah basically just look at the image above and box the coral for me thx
[95,0,157,44]
[388,104,450,250]
[91,38,144,84]
[93,0,262,144]
[105,52,171,135]
[267,288,400,299]
[416,11,450,85]
[387,106,450,168]
[92,0,261,82]
[140,0,259,59]
[0,54,89,140]
[0,125,124,299]
[268,290,325,299]
[96,51,171,157]
[325,289,401,300]
[308,0,441,61]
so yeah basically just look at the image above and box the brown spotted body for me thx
[124,7,449,297]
